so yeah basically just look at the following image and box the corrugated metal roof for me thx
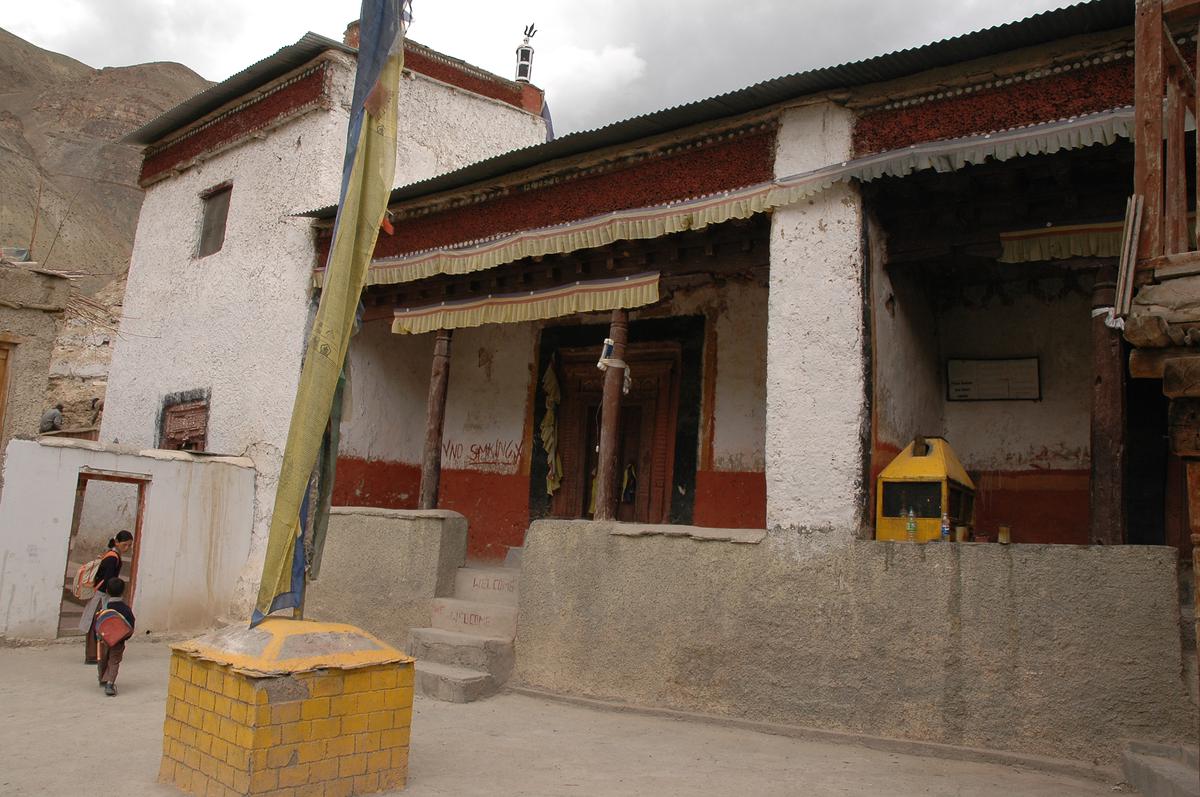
[122,33,354,146]
[307,0,1132,218]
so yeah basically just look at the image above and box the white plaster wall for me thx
[0,439,254,639]
[340,319,432,464]
[102,53,547,615]
[440,324,537,475]
[767,102,866,542]
[870,229,943,450]
[75,481,138,555]
[939,290,1091,471]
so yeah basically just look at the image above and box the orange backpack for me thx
[72,550,119,600]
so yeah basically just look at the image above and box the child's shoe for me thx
[104,683,116,697]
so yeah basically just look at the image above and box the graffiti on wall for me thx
[442,438,524,473]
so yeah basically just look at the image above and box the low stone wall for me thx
[306,508,466,647]
[514,519,1197,764]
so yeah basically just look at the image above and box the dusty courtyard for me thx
[0,639,1125,796]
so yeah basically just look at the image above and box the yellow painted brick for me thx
[164,719,182,740]
[214,694,232,718]
[186,684,202,705]
[206,669,224,692]
[182,769,203,794]
[339,714,367,734]
[356,690,387,713]
[383,687,413,710]
[338,753,367,778]
[390,746,410,770]
[326,735,355,757]
[352,772,379,793]
[251,750,269,770]
[262,789,298,797]
[190,664,208,687]
[157,756,176,784]
[180,726,197,747]
[370,669,398,691]
[229,701,248,725]
[236,724,254,749]
[366,750,390,774]
[295,784,325,797]
[278,763,311,788]
[226,743,250,771]
[199,689,217,712]
[300,697,330,721]
[195,730,214,756]
[365,711,391,732]
[222,674,240,699]
[310,717,340,740]
[296,740,325,764]
[266,743,299,769]
[187,705,203,729]
[239,680,257,704]
[249,768,278,793]
[380,727,409,749]
[170,740,188,762]
[343,670,372,694]
[380,766,407,791]
[202,711,220,736]
[168,677,186,701]
[218,718,239,745]
[310,674,343,698]
[205,752,225,778]
[329,694,358,717]
[271,702,302,725]
[255,704,273,726]
[252,724,282,749]
[392,707,413,729]
[209,736,228,762]
[395,665,414,688]
[216,760,237,788]
[280,722,308,745]
[355,731,380,754]
[230,768,250,793]
[308,757,339,783]
[324,779,352,797]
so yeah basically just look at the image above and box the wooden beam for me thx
[1164,357,1200,397]
[1165,72,1190,254]
[1130,347,1200,378]
[1090,266,1127,544]
[1163,0,1200,22]
[1162,22,1198,94]
[593,309,628,521]
[1169,398,1200,456]
[418,329,453,510]
[1135,0,1166,261]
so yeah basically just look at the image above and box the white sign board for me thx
[946,358,1040,401]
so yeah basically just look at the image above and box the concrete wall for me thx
[515,519,1196,764]
[767,103,867,543]
[0,265,70,488]
[0,438,255,639]
[305,507,467,648]
[102,54,547,613]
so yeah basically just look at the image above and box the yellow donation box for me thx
[876,437,975,542]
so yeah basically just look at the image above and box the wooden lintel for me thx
[1169,397,1200,456]
[1130,347,1200,378]
[1145,249,1200,276]
[1164,357,1200,397]
[1163,0,1200,21]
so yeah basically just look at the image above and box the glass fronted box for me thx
[876,437,975,542]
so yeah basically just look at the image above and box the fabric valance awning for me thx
[391,271,660,335]
[998,221,1123,263]
[321,106,1134,290]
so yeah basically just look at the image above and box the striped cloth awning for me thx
[322,106,1135,290]
[391,271,660,335]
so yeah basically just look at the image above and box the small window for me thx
[881,481,941,519]
[197,183,232,257]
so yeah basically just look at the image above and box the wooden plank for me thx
[593,309,629,522]
[1135,0,1166,261]
[1162,22,1198,94]
[418,329,453,509]
[1116,195,1143,315]
[1169,398,1200,456]
[1163,0,1200,21]
[1130,347,1200,378]
[1164,357,1200,397]
[1144,248,1200,276]
[1166,73,1190,254]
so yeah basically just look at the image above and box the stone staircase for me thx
[1122,740,1199,797]
[407,565,519,703]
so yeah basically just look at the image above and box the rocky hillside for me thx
[0,27,210,294]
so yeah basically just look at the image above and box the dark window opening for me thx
[198,183,232,258]
[882,481,941,518]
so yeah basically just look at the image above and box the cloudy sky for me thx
[7,0,1076,135]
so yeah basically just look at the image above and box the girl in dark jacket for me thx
[83,530,133,664]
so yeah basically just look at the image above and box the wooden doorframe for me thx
[551,342,682,523]
[63,469,151,610]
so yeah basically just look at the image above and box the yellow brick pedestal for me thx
[158,619,413,797]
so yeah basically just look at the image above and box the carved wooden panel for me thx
[162,400,209,452]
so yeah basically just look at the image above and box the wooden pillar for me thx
[1090,267,1126,544]
[1134,0,1165,260]
[418,329,453,510]
[594,309,628,521]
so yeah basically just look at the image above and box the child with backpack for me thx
[77,530,133,664]
[94,577,135,697]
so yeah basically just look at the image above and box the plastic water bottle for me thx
[905,508,917,543]
[940,513,951,542]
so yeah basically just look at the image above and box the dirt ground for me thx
[0,640,1125,796]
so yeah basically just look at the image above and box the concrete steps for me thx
[409,565,520,703]
[1122,741,1199,797]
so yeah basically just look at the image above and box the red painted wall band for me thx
[692,471,766,529]
[853,60,1133,157]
